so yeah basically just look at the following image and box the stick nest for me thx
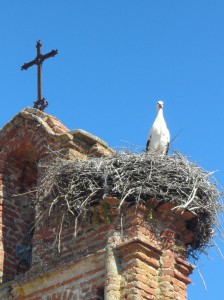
[37,151,223,259]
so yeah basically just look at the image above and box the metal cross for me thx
[21,40,58,111]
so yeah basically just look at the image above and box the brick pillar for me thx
[118,240,161,299]
[159,249,176,299]
[104,231,122,300]
[158,228,176,299]
[115,202,194,300]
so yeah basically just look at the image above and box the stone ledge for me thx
[117,236,163,257]
[71,129,114,156]
[70,129,108,148]
[11,249,106,299]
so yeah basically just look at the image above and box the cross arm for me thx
[21,59,38,70]
[41,49,58,62]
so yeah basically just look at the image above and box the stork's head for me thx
[157,100,164,110]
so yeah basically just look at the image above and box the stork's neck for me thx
[157,108,164,118]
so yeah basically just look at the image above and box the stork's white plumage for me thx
[146,101,170,155]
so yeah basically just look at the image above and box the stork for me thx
[146,101,170,155]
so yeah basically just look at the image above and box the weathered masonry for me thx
[0,108,194,299]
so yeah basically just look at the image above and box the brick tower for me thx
[0,108,195,299]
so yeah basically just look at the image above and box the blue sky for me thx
[1,1,224,298]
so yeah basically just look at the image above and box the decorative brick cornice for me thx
[0,107,114,159]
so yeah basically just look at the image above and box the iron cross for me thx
[21,40,58,111]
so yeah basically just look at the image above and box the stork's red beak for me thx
[158,103,163,109]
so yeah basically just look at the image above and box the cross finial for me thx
[21,40,58,111]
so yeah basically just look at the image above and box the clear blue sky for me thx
[1,1,224,298]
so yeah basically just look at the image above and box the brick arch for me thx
[0,108,69,282]
[0,137,50,281]
[7,144,38,194]
[2,145,39,280]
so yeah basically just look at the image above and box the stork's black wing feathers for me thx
[146,137,150,151]
[165,142,169,155]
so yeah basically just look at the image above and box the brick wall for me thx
[0,108,194,299]
[0,198,194,300]
[0,107,112,283]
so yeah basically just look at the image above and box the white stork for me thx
[146,101,170,155]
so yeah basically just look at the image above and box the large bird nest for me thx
[36,151,223,260]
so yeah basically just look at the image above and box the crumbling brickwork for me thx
[0,108,194,299]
